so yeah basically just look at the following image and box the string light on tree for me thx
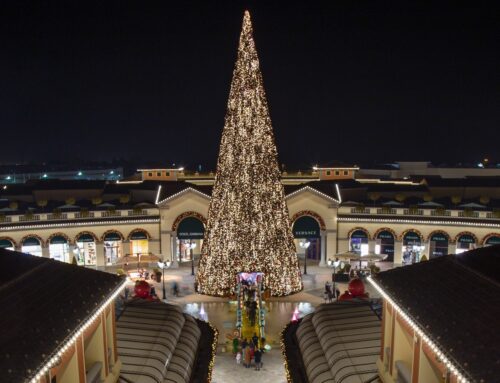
[196,10,302,297]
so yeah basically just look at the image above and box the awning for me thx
[130,231,148,240]
[50,235,68,245]
[292,216,320,238]
[0,239,14,248]
[486,235,500,245]
[103,232,122,241]
[22,237,40,247]
[177,216,205,239]
[76,233,95,243]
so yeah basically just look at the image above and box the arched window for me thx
[455,233,477,254]
[429,232,450,258]
[49,234,70,263]
[177,216,205,263]
[103,231,123,265]
[292,216,321,261]
[0,238,15,251]
[402,230,424,264]
[128,229,150,257]
[349,229,369,255]
[375,230,395,262]
[21,236,42,257]
[483,234,500,247]
[75,232,97,266]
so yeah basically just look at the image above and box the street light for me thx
[299,240,311,275]
[157,260,172,301]
[189,241,197,276]
[327,258,342,300]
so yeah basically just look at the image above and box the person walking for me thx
[328,289,334,303]
[323,290,329,303]
[232,336,240,356]
[244,344,252,368]
[254,348,262,371]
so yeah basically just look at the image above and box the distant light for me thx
[178,167,184,171]
[484,158,489,163]
[77,171,83,176]
[477,163,484,168]
[110,170,114,174]
[42,174,48,178]
[2,185,6,190]
[6,176,11,180]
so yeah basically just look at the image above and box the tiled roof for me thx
[0,249,124,383]
[373,245,500,382]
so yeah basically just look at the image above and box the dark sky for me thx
[1,1,498,170]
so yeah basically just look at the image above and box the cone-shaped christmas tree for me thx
[196,11,302,296]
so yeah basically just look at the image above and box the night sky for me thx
[1,1,498,170]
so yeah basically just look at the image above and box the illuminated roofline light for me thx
[156,187,210,205]
[286,186,340,204]
[367,276,470,383]
[337,216,500,229]
[29,279,128,383]
[0,218,159,231]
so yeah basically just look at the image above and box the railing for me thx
[101,211,122,217]
[430,210,451,217]
[74,212,95,219]
[376,208,397,215]
[486,212,500,219]
[350,207,370,214]
[128,209,147,216]
[458,211,480,218]
[19,215,41,222]
[47,213,68,220]
[0,216,12,223]
[403,209,423,216]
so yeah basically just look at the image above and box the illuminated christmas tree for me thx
[196,11,302,296]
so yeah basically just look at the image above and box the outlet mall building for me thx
[1,162,500,269]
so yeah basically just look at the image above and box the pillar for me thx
[95,242,105,270]
[42,245,50,258]
[68,244,76,264]
[319,231,327,267]
[171,231,178,268]
[326,229,337,259]
[394,240,403,266]
[369,239,376,254]
[160,231,174,262]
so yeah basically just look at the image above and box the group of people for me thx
[323,281,340,303]
[233,333,265,371]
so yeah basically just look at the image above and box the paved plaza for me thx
[117,263,385,382]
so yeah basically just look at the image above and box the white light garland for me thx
[367,276,469,383]
[286,186,340,204]
[338,216,500,229]
[155,185,162,205]
[157,186,210,205]
[0,218,160,232]
[29,279,127,383]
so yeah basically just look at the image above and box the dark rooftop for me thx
[373,245,500,383]
[0,249,124,383]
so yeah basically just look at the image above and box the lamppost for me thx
[189,241,197,276]
[157,260,171,301]
[327,258,342,300]
[299,240,311,275]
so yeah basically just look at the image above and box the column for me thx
[369,239,376,254]
[68,244,76,264]
[171,232,178,268]
[42,245,50,258]
[319,231,327,267]
[393,240,403,266]
[326,229,337,259]
[95,242,105,270]
[160,231,173,262]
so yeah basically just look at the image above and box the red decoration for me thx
[338,291,353,301]
[348,278,365,297]
[134,280,151,299]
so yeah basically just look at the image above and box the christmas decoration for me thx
[196,11,302,296]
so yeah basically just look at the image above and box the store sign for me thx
[293,216,320,238]
[377,231,394,240]
[177,217,205,239]
[430,234,448,243]
[403,232,421,243]
[50,235,68,244]
[350,230,368,239]
[76,233,95,243]
[458,235,475,244]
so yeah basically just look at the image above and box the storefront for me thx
[75,233,97,266]
[455,233,476,254]
[103,231,122,265]
[293,216,321,260]
[375,230,395,262]
[49,235,70,263]
[21,236,43,257]
[429,232,449,258]
[129,230,149,256]
[349,229,369,255]
[484,234,500,247]
[176,216,204,262]
[0,238,15,251]
[402,231,424,265]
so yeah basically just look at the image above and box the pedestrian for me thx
[325,281,332,295]
[328,290,333,303]
[252,333,259,348]
[236,351,241,365]
[254,348,262,371]
[335,288,340,301]
[244,344,252,368]
[232,336,240,355]
[323,290,328,303]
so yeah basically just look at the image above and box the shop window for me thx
[130,239,148,256]
[166,172,170,176]
[104,241,122,265]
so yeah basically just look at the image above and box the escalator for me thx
[236,273,265,346]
